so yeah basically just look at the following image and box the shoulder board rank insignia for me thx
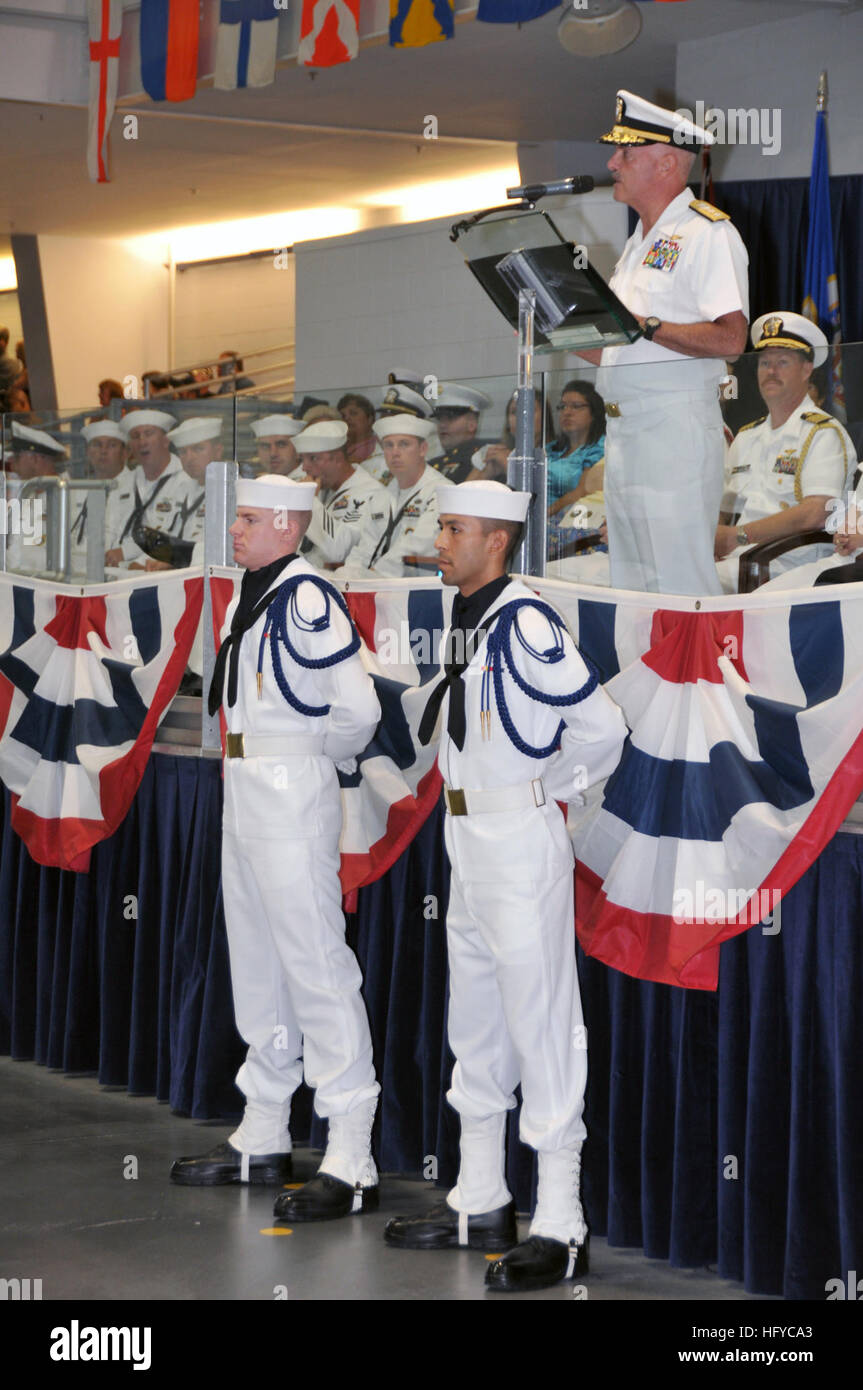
[689,200,730,221]
[801,411,831,425]
[737,416,767,433]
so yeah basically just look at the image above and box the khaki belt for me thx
[444,778,546,816]
[225,733,325,759]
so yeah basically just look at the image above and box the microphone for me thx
[506,175,595,201]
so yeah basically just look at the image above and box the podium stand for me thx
[451,205,640,575]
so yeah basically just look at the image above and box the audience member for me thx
[98,379,124,408]
[216,351,254,394]
[546,381,606,514]
[467,391,555,483]
[250,414,306,476]
[430,384,492,484]
[338,392,378,465]
[294,419,391,569]
[336,414,442,577]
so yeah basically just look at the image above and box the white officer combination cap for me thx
[236,474,316,511]
[751,311,828,368]
[599,89,715,150]
[10,420,67,457]
[387,366,424,387]
[433,383,492,413]
[293,420,349,454]
[437,480,530,523]
[167,416,223,447]
[375,414,435,441]
[120,409,177,435]
[377,383,430,418]
[249,414,305,439]
[80,420,124,444]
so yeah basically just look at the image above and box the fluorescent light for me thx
[166,207,364,263]
[359,166,521,223]
[0,256,17,292]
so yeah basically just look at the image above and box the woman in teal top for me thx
[546,380,606,512]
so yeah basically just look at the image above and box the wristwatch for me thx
[736,527,750,547]
[642,316,661,341]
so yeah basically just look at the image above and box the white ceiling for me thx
[0,0,849,240]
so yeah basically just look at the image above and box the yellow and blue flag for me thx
[389,0,454,47]
[802,106,845,418]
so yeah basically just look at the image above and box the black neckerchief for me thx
[207,555,296,715]
[418,574,510,751]
[119,470,173,542]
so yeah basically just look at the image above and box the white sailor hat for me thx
[167,416,223,447]
[751,311,828,367]
[235,474,316,510]
[293,420,349,454]
[598,89,715,150]
[120,409,177,435]
[437,480,530,523]
[387,366,424,387]
[432,383,492,414]
[80,420,125,444]
[249,414,305,439]
[375,414,434,442]
[10,420,67,457]
[377,383,430,419]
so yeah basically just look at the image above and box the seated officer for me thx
[335,414,442,578]
[430,384,492,484]
[249,414,306,477]
[714,312,855,592]
[294,419,391,569]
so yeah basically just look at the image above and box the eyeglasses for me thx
[557,401,590,411]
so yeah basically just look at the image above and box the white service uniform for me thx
[436,581,627,1237]
[303,467,391,569]
[218,556,381,1154]
[596,191,749,596]
[107,455,200,565]
[336,464,443,578]
[716,402,854,593]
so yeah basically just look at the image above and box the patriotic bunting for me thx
[214,0,280,91]
[0,572,202,872]
[298,0,360,67]
[140,0,200,103]
[389,0,454,47]
[87,0,122,183]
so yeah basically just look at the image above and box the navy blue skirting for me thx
[1,752,860,1299]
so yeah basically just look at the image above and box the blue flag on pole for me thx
[802,106,845,418]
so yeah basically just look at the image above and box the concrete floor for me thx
[0,1056,773,1303]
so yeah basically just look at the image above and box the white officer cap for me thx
[377,383,430,418]
[598,89,715,150]
[10,420,67,457]
[293,420,349,454]
[432,383,492,413]
[167,417,223,447]
[437,480,530,522]
[751,311,828,367]
[80,420,124,444]
[235,474,316,510]
[249,414,305,438]
[375,414,434,441]
[387,366,424,387]
[120,409,176,435]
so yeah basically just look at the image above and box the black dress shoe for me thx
[383,1200,517,1252]
[273,1173,379,1223]
[485,1234,589,1292]
[170,1141,293,1187]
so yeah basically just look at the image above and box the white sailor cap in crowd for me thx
[249,414,305,439]
[167,417,223,447]
[10,420,67,457]
[432,383,492,414]
[80,420,124,444]
[120,409,176,435]
[235,474,316,510]
[387,366,424,387]
[751,311,828,367]
[437,480,530,522]
[375,413,435,442]
[377,383,430,418]
[293,420,349,454]
[598,89,715,150]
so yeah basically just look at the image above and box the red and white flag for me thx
[87,0,122,183]
[298,0,360,67]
